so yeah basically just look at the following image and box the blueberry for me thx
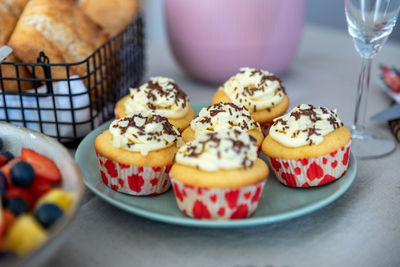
[0,250,16,260]
[0,172,7,200]
[11,161,34,187]
[6,197,28,216]
[0,183,5,200]
[0,171,8,188]
[0,150,14,161]
[35,203,63,229]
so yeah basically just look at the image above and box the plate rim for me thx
[76,104,358,228]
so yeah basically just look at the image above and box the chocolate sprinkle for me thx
[182,130,256,168]
[273,104,343,146]
[194,103,258,131]
[237,69,287,98]
[114,113,178,145]
[131,79,188,110]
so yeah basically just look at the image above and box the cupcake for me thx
[211,67,289,135]
[114,77,196,132]
[262,104,352,187]
[181,102,264,148]
[170,129,269,220]
[94,111,183,195]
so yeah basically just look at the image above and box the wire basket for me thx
[0,15,144,147]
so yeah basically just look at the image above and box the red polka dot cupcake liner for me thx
[96,153,171,196]
[267,140,351,187]
[170,176,266,220]
[260,121,274,136]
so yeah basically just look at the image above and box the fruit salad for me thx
[0,138,75,259]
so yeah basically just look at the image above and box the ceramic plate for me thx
[76,103,357,228]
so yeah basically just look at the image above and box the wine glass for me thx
[344,0,400,159]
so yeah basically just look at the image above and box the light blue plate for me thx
[75,103,357,228]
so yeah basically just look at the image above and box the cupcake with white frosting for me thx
[262,104,352,187]
[115,77,196,132]
[211,67,289,135]
[170,128,269,220]
[94,111,183,195]
[181,102,264,148]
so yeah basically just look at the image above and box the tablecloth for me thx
[43,24,400,267]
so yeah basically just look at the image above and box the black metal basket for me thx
[0,15,144,147]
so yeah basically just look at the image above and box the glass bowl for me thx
[0,122,84,266]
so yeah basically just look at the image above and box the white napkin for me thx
[0,76,103,139]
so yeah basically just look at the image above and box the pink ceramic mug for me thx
[164,0,306,84]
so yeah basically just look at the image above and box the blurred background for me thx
[142,0,400,45]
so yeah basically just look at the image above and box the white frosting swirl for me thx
[175,129,258,171]
[269,104,344,147]
[124,77,190,119]
[222,67,286,112]
[109,111,183,156]
[190,103,260,138]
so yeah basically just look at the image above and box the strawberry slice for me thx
[381,64,400,93]
[21,148,61,184]
[28,179,53,198]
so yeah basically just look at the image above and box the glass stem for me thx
[352,56,373,132]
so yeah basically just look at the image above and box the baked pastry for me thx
[0,3,17,46]
[8,0,109,79]
[79,0,140,37]
[211,67,289,135]
[182,102,264,148]
[170,129,269,220]
[0,0,29,45]
[114,77,196,132]
[262,104,352,187]
[0,0,32,92]
[95,111,183,195]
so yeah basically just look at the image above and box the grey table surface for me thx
[44,24,400,267]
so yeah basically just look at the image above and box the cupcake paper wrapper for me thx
[267,140,351,187]
[96,152,171,196]
[260,121,274,136]
[170,176,266,220]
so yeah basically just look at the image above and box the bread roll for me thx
[0,4,16,45]
[79,0,139,37]
[0,0,29,45]
[0,54,33,92]
[8,0,109,79]
[0,0,32,92]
